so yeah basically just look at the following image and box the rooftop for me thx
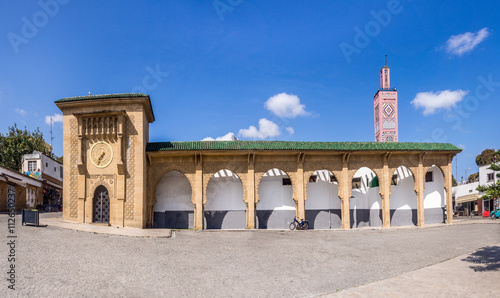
[146,141,462,152]
[55,93,148,103]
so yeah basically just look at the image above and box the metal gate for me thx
[93,185,110,223]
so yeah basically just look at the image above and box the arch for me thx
[93,185,110,223]
[305,170,341,229]
[424,165,446,224]
[389,166,417,226]
[350,167,382,228]
[153,170,194,229]
[204,169,246,229]
[256,168,296,229]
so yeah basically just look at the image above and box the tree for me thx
[0,124,51,171]
[475,149,498,167]
[468,172,479,183]
[452,175,457,187]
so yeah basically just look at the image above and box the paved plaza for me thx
[1,213,499,297]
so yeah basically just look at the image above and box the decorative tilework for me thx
[124,115,135,220]
[383,103,395,118]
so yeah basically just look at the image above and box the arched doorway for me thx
[93,185,110,223]
[256,168,295,229]
[389,166,417,226]
[305,170,341,229]
[350,167,382,228]
[154,171,194,229]
[424,165,445,224]
[204,169,246,229]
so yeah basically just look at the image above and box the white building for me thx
[21,151,63,209]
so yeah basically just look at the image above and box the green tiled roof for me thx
[55,93,148,103]
[146,141,462,152]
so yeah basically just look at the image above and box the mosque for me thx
[55,63,461,230]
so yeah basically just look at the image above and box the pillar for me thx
[381,157,391,228]
[296,153,306,220]
[340,154,351,229]
[416,155,425,227]
[246,153,256,229]
[194,154,204,230]
[445,156,454,224]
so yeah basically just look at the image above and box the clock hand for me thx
[97,152,105,165]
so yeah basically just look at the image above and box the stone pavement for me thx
[6,212,499,297]
[40,212,172,237]
[325,243,500,297]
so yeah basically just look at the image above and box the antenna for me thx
[385,54,387,66]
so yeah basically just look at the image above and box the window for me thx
[28,161,37,172]
[60,166,63,179]
[425,171,433,182]
[487,173,494,182]
[45,162,48,167]
[391,174,398,186]
[282,178,291,185]
[309,175,317,183]
[54,167,56,172]
[330,175,337,183]
[352,177,361,189]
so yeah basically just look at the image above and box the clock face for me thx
[90,141,113,168]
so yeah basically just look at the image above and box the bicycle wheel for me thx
[303,221,309,230]
[289,222,297,230]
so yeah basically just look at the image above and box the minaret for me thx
[374,55,398,142]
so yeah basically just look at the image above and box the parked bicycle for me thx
[289,217,309,230]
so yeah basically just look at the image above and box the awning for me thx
[456,193,479,204]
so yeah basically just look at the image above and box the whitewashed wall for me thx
[154,170,194,228]
[424,165,445,224]
[305,170,341,229]
[257,168,295,229]
[390,166,417,226]
[350,167,382,228]
[204,169,246,229]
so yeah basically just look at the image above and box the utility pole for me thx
[50,115,55,151]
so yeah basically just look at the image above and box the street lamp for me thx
[465,167,471,183]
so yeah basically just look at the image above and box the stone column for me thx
[194,154,204,230]
[444,155,453,224]
[380,154,391,228]
[246,153,256,229]
[296,153,306,220]
[340,153,351,229]
[416,154,425,227]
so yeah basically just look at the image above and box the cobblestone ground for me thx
[1,213,499,297]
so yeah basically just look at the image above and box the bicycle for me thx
[289,217,309,230]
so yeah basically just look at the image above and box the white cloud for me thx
[446,28,490,56]
[202,132,235,141]
[15,108,27,116]
[45,113,63,125]
[285,127,294,135]
[411,90,468,115]
[264,92,310,118]
[238,118,280,139]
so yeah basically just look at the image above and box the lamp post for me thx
[465,167,471,184]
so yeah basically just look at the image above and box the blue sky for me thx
[0,0,499,180]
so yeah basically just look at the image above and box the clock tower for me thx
[374,57,398,142]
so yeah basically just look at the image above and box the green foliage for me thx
[452,175,457,187]
[56,156,63,163]
[0,123,51,171]
[467,172,479,183]
[475,149,498,166]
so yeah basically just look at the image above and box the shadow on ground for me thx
[461,246,500,272]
